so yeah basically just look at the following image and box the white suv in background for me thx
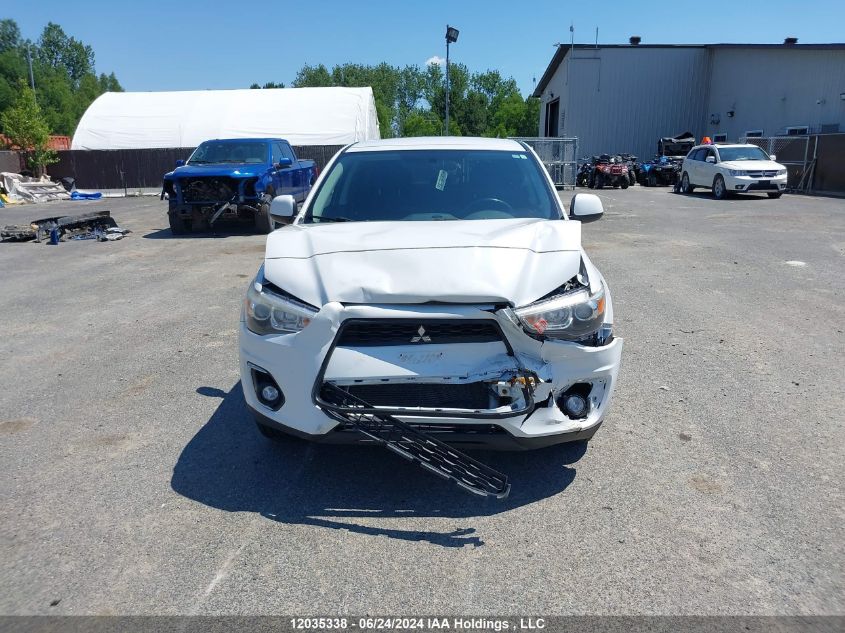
[680,143,788,199]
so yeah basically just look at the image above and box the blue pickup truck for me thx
[162,138,317,234]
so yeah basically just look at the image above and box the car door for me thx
[271,142,296,198]
[280,142,306,201]
[685,149,702,185]
[700,147,718,187]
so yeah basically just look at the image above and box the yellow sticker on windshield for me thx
[435,169,448,191]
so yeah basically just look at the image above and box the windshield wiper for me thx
[315,216,355,223]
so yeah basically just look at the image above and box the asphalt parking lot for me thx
[1,187,843,615]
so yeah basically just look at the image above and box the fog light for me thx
[250,364,284,410]
[556,383,592,419]
[261,385,280,402]
[564,394,587,417]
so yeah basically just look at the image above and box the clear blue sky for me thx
[6,0,845,96]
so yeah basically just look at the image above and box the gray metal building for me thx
[533,42,845,161]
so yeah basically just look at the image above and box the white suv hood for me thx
[720,160,784,171]
[263,218,583,307]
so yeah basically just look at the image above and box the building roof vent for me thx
[784,37,798,45]
[629,36,642,45]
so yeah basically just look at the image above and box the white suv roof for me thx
[348,136,526,153]
[689,143,759,152]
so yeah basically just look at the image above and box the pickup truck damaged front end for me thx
[162,174,263,224]
[239,297,623,451]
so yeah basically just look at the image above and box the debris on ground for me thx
[70,191,103,201]
[1,172,71,204]
[1,210,130,243]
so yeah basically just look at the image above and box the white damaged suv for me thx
[239,137,623,450]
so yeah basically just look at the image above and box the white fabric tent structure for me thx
[71,87,380,150]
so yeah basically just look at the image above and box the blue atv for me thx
[638,155,682,187]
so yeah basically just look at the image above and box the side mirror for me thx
[769,154,777,161]
[270,194,297,222]
[569,193,603,223]
[705,156,716,163]
[175,159,185,167]
[275,157,293,170]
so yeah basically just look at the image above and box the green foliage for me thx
[250,81,285,89]
[284,61,536,139]
[402,109,441,137]
[0,81,57,173]
[0,19,123,140]
[0,18,22,53]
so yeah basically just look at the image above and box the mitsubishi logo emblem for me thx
[410,326,431,343]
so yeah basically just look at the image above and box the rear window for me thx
[304,149,561,223]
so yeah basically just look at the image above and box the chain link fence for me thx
[741,136,814,192]
[510,137,578,189]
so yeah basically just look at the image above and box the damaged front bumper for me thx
[239,303,623,450]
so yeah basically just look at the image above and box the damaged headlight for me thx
[511,283,606,342]
[244,268,317,335]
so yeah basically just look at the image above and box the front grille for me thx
[746,170,778,178]
[747,182,778,191]
[341,382,495,410]
[180,177,239,203]
[334,420,508,435]
[337,320,502,346]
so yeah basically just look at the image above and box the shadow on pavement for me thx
[143,221,263,240]
[172,382,586,547]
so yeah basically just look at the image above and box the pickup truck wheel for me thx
[712,175,728,200]
[254,198,276,234]
[620,179,629,189]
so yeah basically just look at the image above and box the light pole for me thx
[444,25,459,135]
[27,44,36,101]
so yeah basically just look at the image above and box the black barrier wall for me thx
[47,145,346,191]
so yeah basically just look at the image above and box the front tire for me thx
[255,421,291,442]
[620,179,629,189]
[594,173,604,189]
[254,194,276,234]
[712,175,728,200]
[167,202,191,235]
[681,172,694,193]
[767,192,783,199]
[648,171,658,187]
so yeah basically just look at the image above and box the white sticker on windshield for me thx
[512,154,527,159]
[435,169,448,191]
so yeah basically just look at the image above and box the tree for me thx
[0,19,22,53]
[250,81,285,89]
[402,110,441,137]
[0,20,123,136]
[271,60,537,139]
[36,23,94,87]
[0,82,57,174]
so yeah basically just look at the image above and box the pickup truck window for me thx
[271,143,284,165]
[281,143,297,163]
[188,141,268,165]
[305,149,560,223]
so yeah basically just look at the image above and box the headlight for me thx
[512,284,606,341]
[777,169,787,176]
[729,169,746,177]
[244,270,317,335]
